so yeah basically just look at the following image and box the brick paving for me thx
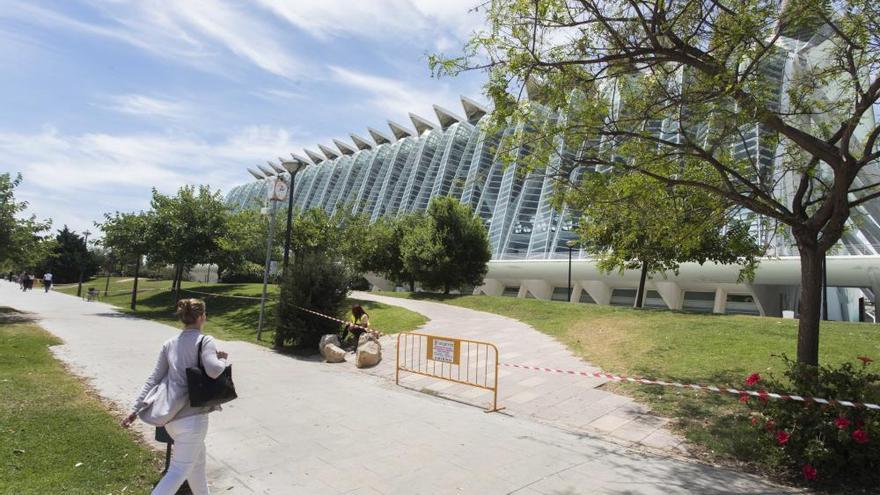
[350,292,685,453]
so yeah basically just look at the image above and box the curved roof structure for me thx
[225,82,879,321]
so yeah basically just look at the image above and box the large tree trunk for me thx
[634,261,648,309]
[794,232,823,367]
[172,263,183,302]
[130,256,140,311]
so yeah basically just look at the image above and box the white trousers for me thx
[152,414,211,495]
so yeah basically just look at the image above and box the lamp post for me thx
[76,229,92,298]
[566,239,577,302]
[253,168,287,341]
[280,157,308,270]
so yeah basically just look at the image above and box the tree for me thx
[401,197,492,294]
[0,173,53,271]
[570,173,764,307]
[435,0,880,367]
[273,251,350,349]
[214,209,274,283]
[45,226,98,283]
[147,186,228,300]
[98,211,153,309]
[355,216,418,288]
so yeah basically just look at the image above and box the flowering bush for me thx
[742,355,879,487]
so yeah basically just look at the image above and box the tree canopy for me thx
[0,173,53,271]
[401,197,492,294]
[434,0,880,366]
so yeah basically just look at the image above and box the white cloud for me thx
[254,0,483,44]
[2,0,301,79]
[1,125,315,233]
[100,94,192,120]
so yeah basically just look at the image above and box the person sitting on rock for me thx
[340,305,369,351]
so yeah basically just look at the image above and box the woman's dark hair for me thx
[176,298,206,325]
[352,305,367,317]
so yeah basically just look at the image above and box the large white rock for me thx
[356,339,382,368]
[319,334,341,358]
[324,344,346,363]
[357,332,378,347]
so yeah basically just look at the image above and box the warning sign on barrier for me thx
[427,336,460,365]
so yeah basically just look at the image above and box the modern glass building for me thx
[226,28,880,322]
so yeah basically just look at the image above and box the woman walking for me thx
[122,298,228,495]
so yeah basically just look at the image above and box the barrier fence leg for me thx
[395,334,401,385]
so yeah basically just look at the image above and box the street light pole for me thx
[257,198,278,341]
[566,239,577,302]
[76,230,91,298]
[280,157,308,270]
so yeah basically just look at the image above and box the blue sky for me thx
[0,0,488,236]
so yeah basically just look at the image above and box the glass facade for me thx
[226,56,880,264]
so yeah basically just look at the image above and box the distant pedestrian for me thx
[42,272,53,292]
[27,273,35,291]
[122,298,229,495]
[19,271,27,291]
[341,304,370,351]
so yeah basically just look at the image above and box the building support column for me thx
[581,280,613,306]
[713,287,727,314]
[653,281,683,310]
[365,273,395,292]
[569,282,583,303]
[746,284,782,317]
[477,279,504,296]
[522,279,553,300]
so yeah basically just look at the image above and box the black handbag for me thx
[186,336,238,407]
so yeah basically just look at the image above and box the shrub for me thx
[273,252,350,349]
[741,355,879,488]
[219,261,264,283]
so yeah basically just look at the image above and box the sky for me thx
[0,0,489,236]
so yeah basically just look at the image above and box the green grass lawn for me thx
[377,291,880,467]
[56,277,427,347]
[0,307,161,494]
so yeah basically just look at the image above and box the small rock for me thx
[12,449,24,455]
[75,462,84,467]
[318,334,341,358]
[324,344,346,363]
[356,340,382,368]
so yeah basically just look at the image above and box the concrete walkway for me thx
[1,282,792,494]
[349,292,681,453]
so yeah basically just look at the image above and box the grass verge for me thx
[0,307,161,494]
[376,292,880,471]
[55,277,427,347]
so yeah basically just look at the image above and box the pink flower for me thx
[739,393,750,403]
[802,464,817,481]
[751,417,760,426]
[776,430,790,445]
[757,389,769,403]
[856,356,874,365]
[835,417,851,429]
[852,429,870,444]
[745,373,761,386]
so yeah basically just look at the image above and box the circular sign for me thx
[270,178,289,201]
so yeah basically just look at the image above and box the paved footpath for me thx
[1,282,793,494]
[349,292,680,452]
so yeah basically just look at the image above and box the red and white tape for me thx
[176,300,876,411]
[501,362,880,410]
[295,305,380,335]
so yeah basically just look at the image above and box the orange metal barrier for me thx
[395,332,503,412]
